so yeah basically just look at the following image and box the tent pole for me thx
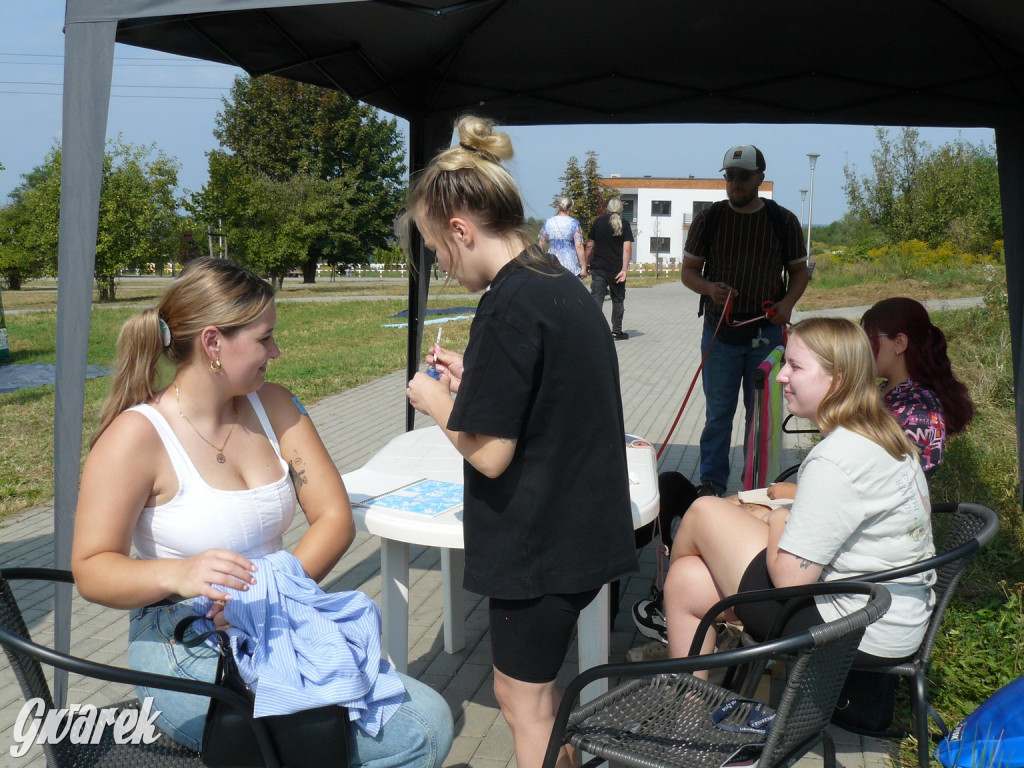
[406,119,427,431]
[995,124,1024,512]
[405,115,452,431]
[54,16,116,707]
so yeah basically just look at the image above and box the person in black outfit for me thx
[584,196,634,340]
[404,114,638,768]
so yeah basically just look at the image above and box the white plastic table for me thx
[345,425,659,699]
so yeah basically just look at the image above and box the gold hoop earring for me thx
[210,358,222,373]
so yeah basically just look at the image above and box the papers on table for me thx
[736,487,794,511]
[347,469,464,517]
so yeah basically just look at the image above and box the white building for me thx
[599,176,776,266]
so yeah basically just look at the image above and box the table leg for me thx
[379,538,410,674]
[578,583,610,703]
[440,548,465,654]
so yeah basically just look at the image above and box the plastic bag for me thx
[935,676,1024,768]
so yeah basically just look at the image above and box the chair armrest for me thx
[0,567,282,768]
[688,581,887,657]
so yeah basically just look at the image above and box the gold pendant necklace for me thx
[174,384,238,464]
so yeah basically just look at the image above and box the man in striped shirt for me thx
[681,145,809,497]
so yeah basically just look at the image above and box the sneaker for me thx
[626,640,669,662]
[696,482,724,497]
[612,331,629,340]
[631,598,668,644]
[715,621,745,652]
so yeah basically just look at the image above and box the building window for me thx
[651,200,672,216]
[693,201,714,215]
[621,198,636,222]
[650,237,671,253]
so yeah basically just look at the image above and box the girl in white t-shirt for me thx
[663,317,934,671]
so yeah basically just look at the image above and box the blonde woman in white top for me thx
[72,257,453,767]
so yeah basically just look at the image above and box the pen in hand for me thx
[427,327,443,379]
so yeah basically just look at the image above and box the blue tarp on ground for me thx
[0,363,109,394]
[390,307,476,318]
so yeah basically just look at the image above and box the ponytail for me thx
[92,309,166,446]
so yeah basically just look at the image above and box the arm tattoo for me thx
[289,458,308,492]
[799,559,814,570]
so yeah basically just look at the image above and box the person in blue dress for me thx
[537,196,584,276]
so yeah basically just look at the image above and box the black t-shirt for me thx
[587,215,634,272]
[446,252,638,599]
[683,200,805,318]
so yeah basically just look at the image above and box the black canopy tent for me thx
[54,0,1024,701]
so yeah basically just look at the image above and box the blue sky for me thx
[2,2,997,229]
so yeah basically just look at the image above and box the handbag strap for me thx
[173,614,226,650]
[173,616,243,692]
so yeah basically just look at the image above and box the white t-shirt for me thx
[781,426,935,658]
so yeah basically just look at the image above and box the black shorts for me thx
[734,549,822,641]
[735,550,907,667]
[489,588,601,683]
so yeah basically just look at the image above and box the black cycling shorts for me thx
[488,588,601,683]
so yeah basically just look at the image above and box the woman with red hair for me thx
[860,297,974,475]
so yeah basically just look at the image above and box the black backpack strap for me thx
[695,200,727,318]
[761,197,788,253]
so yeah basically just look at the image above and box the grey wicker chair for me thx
[542,581,891,768]
[0,567,284,767]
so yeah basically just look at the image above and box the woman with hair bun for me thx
[860,296,974,475]
[72,257,453,768]
[405,115,638,768]
[537,195,585,276]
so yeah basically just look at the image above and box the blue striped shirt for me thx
[193,550,405,736]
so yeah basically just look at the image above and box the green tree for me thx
[0,140,180,299]
[843,128,1002,253]
[558,155,585,213]
[557,151,609,236]
[198,75,406,281]
[0,151,61,288]
[94,139,181,299]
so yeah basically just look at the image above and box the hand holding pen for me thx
[427,327,444,379]
[426,332,465,394]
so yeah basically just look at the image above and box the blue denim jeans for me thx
[698,317,783,491]
[590,269,626,332]
[128,601,454,768]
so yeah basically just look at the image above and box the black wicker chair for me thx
[542,581,891,768]
[845,502,999,768]
[0,567,286,767]
[727,502,999,768]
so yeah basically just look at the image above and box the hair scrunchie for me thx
[158,316,172,348]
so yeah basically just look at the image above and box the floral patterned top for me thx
[539,215,583,275]
[883,379,946,475]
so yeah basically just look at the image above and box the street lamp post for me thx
[799,189,808,230]
[806,155,820,258]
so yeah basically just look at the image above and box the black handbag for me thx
[174,616,351,768]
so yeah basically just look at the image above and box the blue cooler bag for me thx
[935,676,1024,768]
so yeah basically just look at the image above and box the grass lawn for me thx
[0,295,476,517]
